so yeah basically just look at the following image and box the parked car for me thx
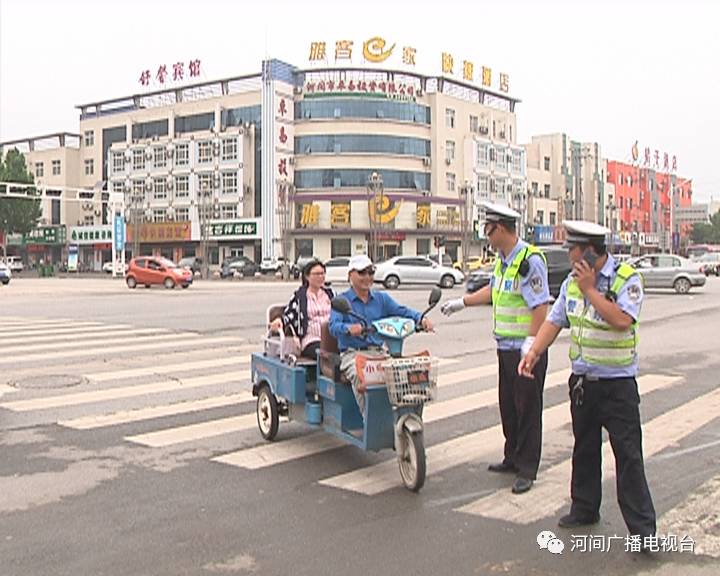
[632,253,706,294]
[374,256,464,289]
[102,261,129,274]
[293,255,318,279]
[125,256,193,289]
[542,245,573,298]
[260,257,290,274]
[428,253,454,268]
[465,263,494,293]
[324,257,351,284]
[220,256,258,278]
[454,255,487,272]
[0,262,11,285]
[4,256,23,273]
[693,252,720,277]
[178,256,204,275]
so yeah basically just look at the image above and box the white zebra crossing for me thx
[0,329,172,353]
[0,324,134,340]
[455,380,720,522]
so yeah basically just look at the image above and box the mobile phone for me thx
[582,248,598,268]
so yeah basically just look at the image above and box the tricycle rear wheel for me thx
[398,428,426,492]
[257,385,279,441]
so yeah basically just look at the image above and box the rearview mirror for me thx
[428,287,442,307]
[331,297,351,314]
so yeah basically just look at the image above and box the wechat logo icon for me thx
[537,530,565,555]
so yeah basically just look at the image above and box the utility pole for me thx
[459,181,473,274]
[367,172,383,262]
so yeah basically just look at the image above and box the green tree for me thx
[691,211,720,244]
[0,148,42,258]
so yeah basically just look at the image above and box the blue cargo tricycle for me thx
[251,288,441,491]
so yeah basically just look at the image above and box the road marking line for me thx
[456,376,714,522]
[0,370,250,412]
[0,320,102,332]
[0,328,169,348]
[213,433,346,469]
[0,335,240,364]
[0,331,189,355]
[213,368,572,471]
[319,374,681,496]
[59,393,252,430]
[0,324,132,339]
[659,474,720,558]
[125,410,256,447]
[86,353,253,382]
[438,364,498,388]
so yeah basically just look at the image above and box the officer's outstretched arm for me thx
[464,283,492,307]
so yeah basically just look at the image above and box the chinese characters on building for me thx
[633,141,678,172]
[139,59,201,88]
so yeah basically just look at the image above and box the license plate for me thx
[407,369,429,387]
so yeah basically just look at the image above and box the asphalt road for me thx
[1,275,719,576]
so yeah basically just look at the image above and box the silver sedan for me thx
[374,256,465,289]
[631,253,706,294]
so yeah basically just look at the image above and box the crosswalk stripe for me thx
[319,374,681,495]
[0,320,102,331]
[212,367,570,472]
[125,410,256,447]
[659,474,720,558]
[0,335,240,365]
[0,327,169,349]
[0,324,133,339]
[86,353,253,382]
[59,393,252,430]
[438,364,498,388]
[0,370,250,412]
[456,376,715,522]
[213,433,346,470]
[0,331,188,355]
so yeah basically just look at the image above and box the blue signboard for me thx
[534,225,555,244]
[113,216,126,251]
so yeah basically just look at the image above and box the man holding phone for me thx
[440,202,550,495]
[518,220,656,542]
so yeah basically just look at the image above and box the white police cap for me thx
[481,201,520,223]
[563,220,610,247]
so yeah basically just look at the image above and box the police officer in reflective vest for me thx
[518,220,656,538]
[441,202,550,494]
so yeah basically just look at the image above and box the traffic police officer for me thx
[518,220,656,538]
[441,202,550,494]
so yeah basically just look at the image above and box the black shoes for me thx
[488,461,518,474]
[511,477,534,494]
[558,512,601,528]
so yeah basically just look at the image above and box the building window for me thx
[550,211,556,225]
[154,178,167,200]
[52,160,61,175]
[132,179,144,195]
[445,108,455,129]
[495,147,507,171]
[84,159,94,176]
[222,171,238,195]
[175,143,189,166]
[629,198,633,209]
[154,147,167,169]
[477,143,489,168]
[35,162,44,178]
[84,214,94,225]
[469,115,478,133]
[175,207,189,221]
[445,140,455,163]
[544,156,550,171]
[198,141,213,164]
[175,175,189,198]
[112,152,125,174]
[221,204,237,219]
[446,172,456,192]
[544,184,550,198]
[511,149,523,173]
[536,210,544,224]
[197,172,214,196]
[132,149,145,171]
[478,175,489,199]
[153,209,166,223]
[619,172,624,185]
[331,238,352,258]
[531,182,538,196]
[221,138,237,161]
[112,181,124,194]
[627,174,633,187]
[84,130,94,147]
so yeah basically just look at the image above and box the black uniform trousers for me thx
[497,349,548,480]
[568,374,656,537]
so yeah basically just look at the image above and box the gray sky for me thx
[1,0,718,201]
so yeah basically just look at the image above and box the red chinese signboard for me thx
[139,59,201,88]
[126,222,192,243]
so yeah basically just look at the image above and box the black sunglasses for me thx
[356,267,376,276]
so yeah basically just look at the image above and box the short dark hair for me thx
[301,259,325,286]
[497,220,516,234]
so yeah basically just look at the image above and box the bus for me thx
[687,244,720,259]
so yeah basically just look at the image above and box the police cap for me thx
[562,220,610,248]
[481,201,520,224]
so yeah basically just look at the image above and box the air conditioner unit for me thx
[288,157,295,165]
[423,157,431,167]
[145,150,153,161]
[445,158,452,165]
[293,86,303,95]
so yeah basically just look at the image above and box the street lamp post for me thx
[198,180,211,279]
[605,200,617,254]
[276,178,293,279]
[459,181,473,274]
[367,172,384,262]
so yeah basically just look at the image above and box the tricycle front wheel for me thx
[257,385,279,441]
[398,428,426,492]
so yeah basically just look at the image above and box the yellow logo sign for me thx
[299,204,320,227]
[368,194,401,224]
[363,37,396,63]
[330,202,351,227]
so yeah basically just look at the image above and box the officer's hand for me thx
[518,349,538,379]
[348,324,364,337]
[420,316,434,332]
[440,298,465,316]
[572,260,596,294]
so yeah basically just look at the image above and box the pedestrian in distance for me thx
[518,220,656,541]
[441,202,550,494]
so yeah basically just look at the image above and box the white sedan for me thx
[102,261,129,274]
[374,256,464,289]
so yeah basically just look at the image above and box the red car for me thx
[125,256,193,289]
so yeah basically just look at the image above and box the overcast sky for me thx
[1,0,718,202]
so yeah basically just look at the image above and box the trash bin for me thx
[38,265,46,278]
[46,264,55,277]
